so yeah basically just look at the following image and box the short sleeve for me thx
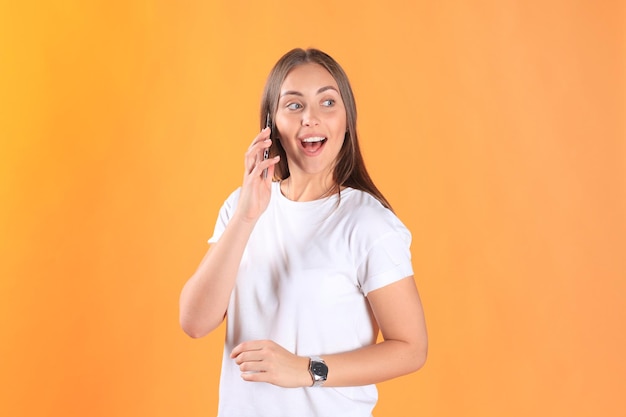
[208,188,241,244]
[357,229,413,296]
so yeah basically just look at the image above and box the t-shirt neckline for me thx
[273,181,353,209]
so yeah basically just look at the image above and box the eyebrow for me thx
[280,85,339,97]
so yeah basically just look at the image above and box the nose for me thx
[301,106,320,127]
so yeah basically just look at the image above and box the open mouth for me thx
[300,136,327,153]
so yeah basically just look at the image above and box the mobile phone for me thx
[263,112,271,178]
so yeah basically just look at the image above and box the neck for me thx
[282,175,337,202]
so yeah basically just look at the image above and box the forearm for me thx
[230,336,427,388]
[179,214,256,338]
[321,337,427,387]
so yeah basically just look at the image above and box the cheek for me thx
[333,117,347,138]
[273,117,292,139]
[273,124,295,151]
[332,108,347,131]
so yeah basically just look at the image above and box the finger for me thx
[248,155,280,179]
[245,137,270,161]
[238,354,272,377]
[238,358,265,373]
[265,156,278,179]
[230,340,264,358]
[233,349,264,365]
[247,127,271,149]
[245,138,272,174]
[243,127,270,170]
[241,371,266,382]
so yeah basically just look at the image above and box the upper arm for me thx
[367,276,428,357]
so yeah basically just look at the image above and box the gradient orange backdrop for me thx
[1,1,624,416]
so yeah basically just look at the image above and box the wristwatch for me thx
[308,356,328,387]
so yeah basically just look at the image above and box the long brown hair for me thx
[259,48,393,211]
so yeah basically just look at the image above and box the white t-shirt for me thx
[208,182,413,417]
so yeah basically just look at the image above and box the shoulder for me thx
[340,189,411,243]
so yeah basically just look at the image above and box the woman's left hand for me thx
[230,340,312,388]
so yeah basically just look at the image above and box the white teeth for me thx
[301,136,326,143]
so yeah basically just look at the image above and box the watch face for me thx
[312,362,328,377]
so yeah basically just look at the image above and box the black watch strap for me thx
[308,356,328,387]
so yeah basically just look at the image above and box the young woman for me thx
[180,48,427,417]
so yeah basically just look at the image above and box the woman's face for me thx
[274,63,347,179]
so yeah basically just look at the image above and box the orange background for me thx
[1,1,624,416]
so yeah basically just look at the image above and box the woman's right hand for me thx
[234,127,280,224]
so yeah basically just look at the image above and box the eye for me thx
[322,99,335,107]
[287,102,302,110]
